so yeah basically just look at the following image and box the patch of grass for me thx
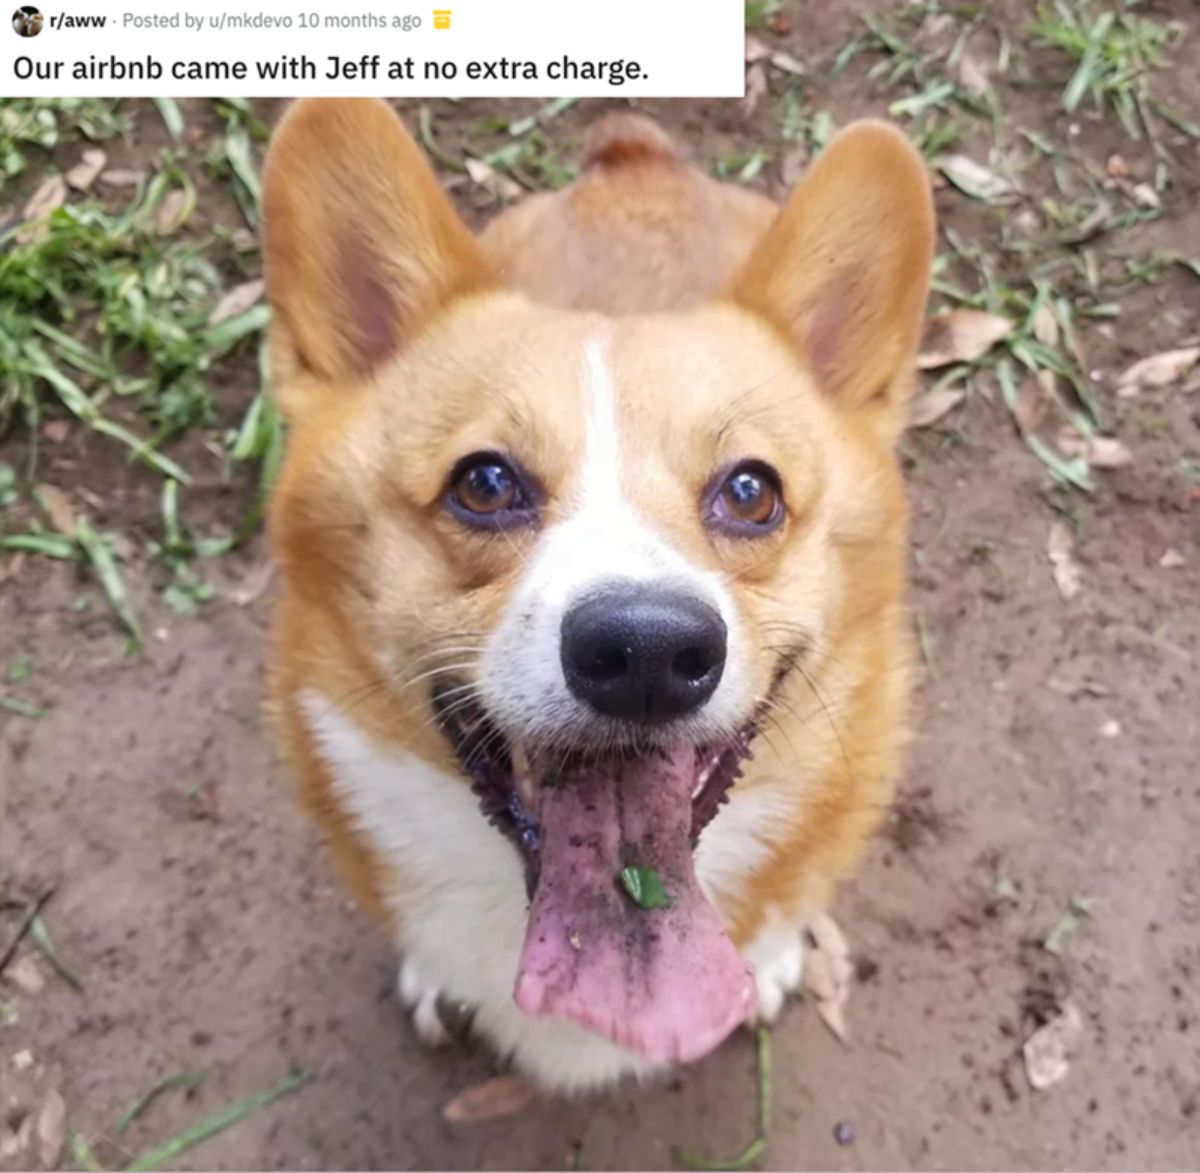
[835,10,994,141]
[1,172,265,465]
[163,569,216,615]
[1030,1,1181,138]
[206,98,267,224]
[1,99,282,625]
[0,99,129,193]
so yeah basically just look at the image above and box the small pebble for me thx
[834,1120,855,1146]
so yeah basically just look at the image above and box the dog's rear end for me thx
[262,100,933,1090]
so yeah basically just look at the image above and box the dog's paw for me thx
[742,918,805,1024]
[397,956,451,1048]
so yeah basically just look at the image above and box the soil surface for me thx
[3,1,1200,1168]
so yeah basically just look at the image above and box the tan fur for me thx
[263,100,933,1046]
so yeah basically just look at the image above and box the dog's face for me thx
[264,100,932,1063]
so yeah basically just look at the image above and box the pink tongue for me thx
[513,748,756,1064]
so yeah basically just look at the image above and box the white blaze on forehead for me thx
[577,337,625,512]
[478,331,751,743]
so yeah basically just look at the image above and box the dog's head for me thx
[264,99,933,1063]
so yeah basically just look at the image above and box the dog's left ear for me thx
[731,122,934,440]
[262,99,492,410]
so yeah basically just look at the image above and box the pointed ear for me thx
[731,122,934,431]
[262,99,491,400]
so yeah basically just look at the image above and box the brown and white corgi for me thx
[261,99,933,1092]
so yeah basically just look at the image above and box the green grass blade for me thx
[0,697,48,718]
[124,1070,312,1172]
[152,98,185,141]
[202,303,271,357]
[90,419,191,484]
[0,533,77,558]
[116,1071,207,1135]
[30,915,84,990]
[676,1027,772,1171]
[75,516,141,648]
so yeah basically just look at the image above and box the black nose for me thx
[561,586,727,723]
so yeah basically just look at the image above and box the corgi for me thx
[261,99,933,1092]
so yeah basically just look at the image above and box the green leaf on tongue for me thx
[618,865,672,910]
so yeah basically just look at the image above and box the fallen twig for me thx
[0,886,55,979]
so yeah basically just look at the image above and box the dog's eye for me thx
[446,453,535,528]
[709,461,784,535]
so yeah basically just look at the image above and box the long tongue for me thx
[513,748,756,1064]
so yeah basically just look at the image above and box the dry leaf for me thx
[36,484,76,539]
[99,168,144,187]
[1056,428,1133,469]
[769,50,806,77]
[0,551,25,586]
[742,63,768,117]
[1023,1002,1083,1090]
[1032,304,1059,349]
[0,1114,32,1162]
[442,1075,537,1123]
[156,188,189,234]
[1131,183,1160,210]
[1116,347,1200,395]
[42,419,71,445]
[2,956,44,996]
[37,1089,65,1170]
[779,144,809,187]
[65,148,107,192]
[231,558,276,606]
[955,53,990,99]
[208,278,265,326]
[1085,437,1132,469]
[463,158,522,202]
[22,175,67,222]
[936,154,1019,205]
[1047,522,1081,601]
[744,34,770,64]
[803,913,852,1042]
[1012,373,1052,437]
[918,309,1013,370]
[909,387,966,428]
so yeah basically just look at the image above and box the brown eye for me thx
[456,461,515,513]
[709,461,784,535]
[446,453,536,529]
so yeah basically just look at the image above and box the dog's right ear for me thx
[262,99,491,410]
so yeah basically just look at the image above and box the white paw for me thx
[742,918,805,1024]
[397,956,450,1047]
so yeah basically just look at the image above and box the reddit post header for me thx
[7,0,746,97]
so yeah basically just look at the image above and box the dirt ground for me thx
[2,1,1200,1169]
